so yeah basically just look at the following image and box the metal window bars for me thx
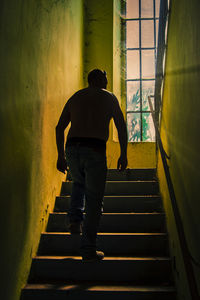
[125,0,159,141]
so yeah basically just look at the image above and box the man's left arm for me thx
[56,101,71,174]
[112,95,128,171]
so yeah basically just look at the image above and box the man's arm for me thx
[55,101,71,173]
[112,96,128,171]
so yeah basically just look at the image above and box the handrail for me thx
[154,0,170,147]
[148,96,200,300]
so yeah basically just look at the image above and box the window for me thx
[125,0,160,142]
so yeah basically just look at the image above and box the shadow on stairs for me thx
[21,169,177,300]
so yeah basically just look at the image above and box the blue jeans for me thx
[65,145,107,255]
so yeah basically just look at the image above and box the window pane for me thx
[141,0,153,18]
[127,81,140,111]
[126,0,139,19]
[142,80,155,111]
[142,113,155,141]
[155,0,160,18]
[127,21,139,48]
[142,50,155,79]
[127,50,140,79]
[126,0,160,143]
[127,113,141,142]
[141,20,154,48]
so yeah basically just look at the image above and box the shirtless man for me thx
[56,69,128,262]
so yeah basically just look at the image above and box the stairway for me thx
[21,169,176,299]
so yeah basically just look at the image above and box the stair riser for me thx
[38,234,169,256]
[29,259,172,283]
[106,169,157,181]
[21,290,176,300]
[66,169,157,182]
[47,214,166,233]
[22,168,176,299]
[61,182,159,196]
[54,196,163,213]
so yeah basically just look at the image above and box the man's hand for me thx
[117,155,128,172]
[57,156,68,174]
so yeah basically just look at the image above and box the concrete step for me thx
[54,195,163,213]
[66,168,157,182]
[29,256,172,284]
[38,232,169,256]
[21,283,176,300]
[106,168,157,181]
[21,167,177,299]
[47,212,166,233]
[61,181,159,196]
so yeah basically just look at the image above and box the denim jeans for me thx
[65,145,107,255]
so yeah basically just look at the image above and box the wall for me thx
[0,1,84,299]
[0,1,156,299]
[84,0,156,169]
[157,0,200,299]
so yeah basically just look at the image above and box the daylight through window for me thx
[126,0,160,142]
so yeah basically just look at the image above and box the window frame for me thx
[125,0,160,142]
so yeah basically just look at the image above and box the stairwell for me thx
[21,169,176,299]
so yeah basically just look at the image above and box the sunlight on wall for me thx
[157,1,200,299]
[0,1,84,299]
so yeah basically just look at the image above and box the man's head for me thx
[88,69,108,89]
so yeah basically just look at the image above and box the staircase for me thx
[21,169,176,299]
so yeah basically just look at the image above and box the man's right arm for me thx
[112,96,128,171]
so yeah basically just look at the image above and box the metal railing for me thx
[150,0,200,298]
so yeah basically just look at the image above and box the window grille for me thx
[125,0,160,142]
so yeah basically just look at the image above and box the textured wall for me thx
[83,0,113,88]
[157,0,200,299]
[83,0,156,169]
[0,1,83,299]
[0,1,156,299]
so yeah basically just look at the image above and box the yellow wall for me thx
[84,0,156,169]
[0,1,84,299]
[0,1,156,299]
[157,1,200,299]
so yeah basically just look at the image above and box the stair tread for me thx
[65,180,158,183]
[34,256,170,261]
[50,212,165,215]
[57,195,161,198]
[47,212,166,233]
[24,283,175,292]
[61,181,159,196]
[107,169,156,172]
[54,195,163,213]
[23,168,176,298]
[41,232,167,236]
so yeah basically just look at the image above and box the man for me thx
[56,69,128,262]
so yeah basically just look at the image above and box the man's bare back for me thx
[63,87,121,142]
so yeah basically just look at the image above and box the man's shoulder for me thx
[100,89,118,102]
[70,87,118,103]
[67,88,88,103]
[73,88,88,96]
[100,88,114,96]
